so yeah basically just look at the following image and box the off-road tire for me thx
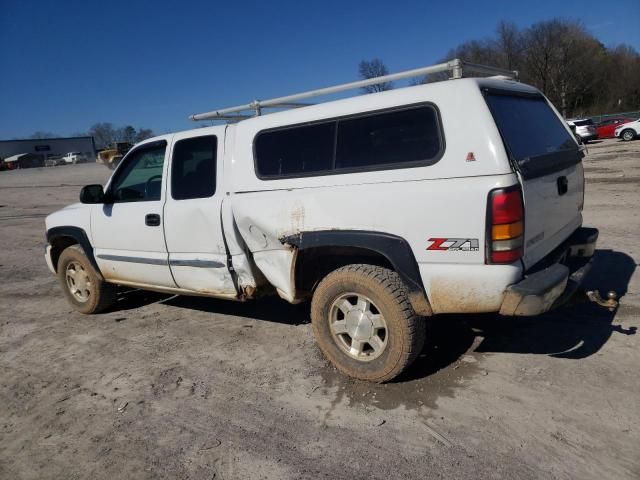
[311,264,426,383]
[621,129,635,142]
[57,245,116,314]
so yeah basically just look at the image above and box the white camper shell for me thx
[44,59,606,382]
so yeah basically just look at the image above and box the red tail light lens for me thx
[490,249,523,263]
[488,186,524,264]
[491,189,523,224]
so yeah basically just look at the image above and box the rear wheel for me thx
[311,264,426,383]
[621,129,636,141]
[57,245,116,314]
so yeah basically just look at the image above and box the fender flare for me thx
[46,226,101,275]
[282,230,432,316]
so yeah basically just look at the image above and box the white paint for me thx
[90,139,175,288]
[163,126,237,294]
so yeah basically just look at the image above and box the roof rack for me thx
[190,58,518,122]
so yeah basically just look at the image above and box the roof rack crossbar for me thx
[190,58,518,121]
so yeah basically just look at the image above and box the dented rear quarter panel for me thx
[230,175,523,312]
[226,79,528,312]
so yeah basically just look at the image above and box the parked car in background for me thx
[567,123,583,144]
[566,118,598,143]
[615,119,640,141]
[45,155,66,167]
[62,152,88,164]
[596,117,635,139]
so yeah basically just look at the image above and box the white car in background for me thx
[614,119,639,141]
[566,118,598,143]
[62,152,88,164]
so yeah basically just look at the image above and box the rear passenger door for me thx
[163,130,237,296]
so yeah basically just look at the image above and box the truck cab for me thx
[46,126,259,301]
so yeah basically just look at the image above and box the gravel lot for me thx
[1,139,639,479]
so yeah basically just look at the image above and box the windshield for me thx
[573,119,593,126]
[484,91,582,179]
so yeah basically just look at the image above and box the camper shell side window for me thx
[253,102,445,180]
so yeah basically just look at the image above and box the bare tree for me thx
[24,124,155,147]
[88,122,118,149]
[403,17,640,117]
[29,131,58,139]
[87,123,155,148]
[134,128,154,143]
[523,20,606,117]
[596,44,640,113]
[449,39,502,67]
[118,125,137,144]
[493,21,523,70]
[358,59,393,93]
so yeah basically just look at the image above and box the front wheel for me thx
[57,245,116,314]
[311,264,426,383]
[621,129,636,142]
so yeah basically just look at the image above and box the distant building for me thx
[0,136,96,163]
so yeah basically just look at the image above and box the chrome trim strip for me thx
[169,259,225,268]
[97,254,226,269]
[97,254,168,266]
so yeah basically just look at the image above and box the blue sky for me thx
[1,0,638,139]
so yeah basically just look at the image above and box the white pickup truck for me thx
[61,152,88,164]
[44,60,608,382]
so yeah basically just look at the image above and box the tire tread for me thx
[58,245,116,314]
[311,263,426,382]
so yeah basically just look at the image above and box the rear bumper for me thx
[499,227,598,316]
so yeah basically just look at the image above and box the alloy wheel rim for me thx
[329,293,388,362]
[65,261,91,303]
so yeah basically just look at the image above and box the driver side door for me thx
[92,139,176,288]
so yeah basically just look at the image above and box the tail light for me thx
[487,185,524,264]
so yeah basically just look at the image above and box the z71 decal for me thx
[427,238,479,252]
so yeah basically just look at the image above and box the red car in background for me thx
[596,117,636,138]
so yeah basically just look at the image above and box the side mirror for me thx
[80,184,105,204]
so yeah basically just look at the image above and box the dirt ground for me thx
[1,139,639,479]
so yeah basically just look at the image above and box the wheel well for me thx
[294,246,393,298]
[50,236,79,271]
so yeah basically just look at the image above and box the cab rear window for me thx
[484,91,582,179]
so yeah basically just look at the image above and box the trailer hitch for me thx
[585,290,619,311]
